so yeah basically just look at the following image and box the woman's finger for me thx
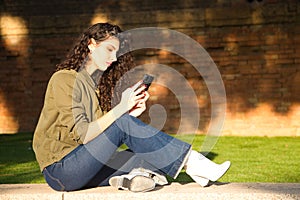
[133,85,146,95]
[139,91,150,100]
[131,80,143,91]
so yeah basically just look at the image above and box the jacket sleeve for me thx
[51,72,88,144]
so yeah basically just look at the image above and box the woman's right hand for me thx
[119,81,147,112]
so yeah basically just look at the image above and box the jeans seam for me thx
[43,167,66,191]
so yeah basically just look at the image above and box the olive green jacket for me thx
[32,69,103,171]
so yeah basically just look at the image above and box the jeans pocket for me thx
[43,167,66,191]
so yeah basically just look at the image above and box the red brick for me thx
[0,0,299,136]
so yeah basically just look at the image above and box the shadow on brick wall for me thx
[0,0,300,136]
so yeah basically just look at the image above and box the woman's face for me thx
[90,37,120,71]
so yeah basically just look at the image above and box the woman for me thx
[32,23,230,192]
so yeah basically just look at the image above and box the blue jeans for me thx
[43,114,191,191]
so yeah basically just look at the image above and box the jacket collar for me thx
[78,68,102,90]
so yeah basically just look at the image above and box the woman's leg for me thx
[89,114,191,178]
[43,114,191,191]
[83,149,161,188]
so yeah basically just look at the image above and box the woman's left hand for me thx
[129,91,150,117]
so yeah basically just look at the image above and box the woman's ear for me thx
[88,38,97,52]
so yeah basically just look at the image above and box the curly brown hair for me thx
[56,23,135,112]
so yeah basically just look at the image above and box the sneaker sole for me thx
[109,175,155,192]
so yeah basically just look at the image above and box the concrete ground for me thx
[1,182,300,200]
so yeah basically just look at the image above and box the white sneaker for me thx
[130,168,168,186]
[109,167,168,192]
[185,150,231,183]
[109,174,155,192]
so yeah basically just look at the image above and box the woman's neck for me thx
[84,59,99,76]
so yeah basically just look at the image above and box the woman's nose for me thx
[110,52,117,62]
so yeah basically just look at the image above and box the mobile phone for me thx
[135,74,154,92]
[142,74,154,91]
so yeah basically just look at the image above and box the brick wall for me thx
[0,0,299,136]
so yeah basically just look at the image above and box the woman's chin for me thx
[98,66,108,71]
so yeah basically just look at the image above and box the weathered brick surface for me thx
[0,0,299,136]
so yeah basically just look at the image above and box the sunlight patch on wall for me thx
[90,12,109,25]
[0,14,28,51]
[223,103,300,137]
[0,14,29,133]
[0,90,19,134]
[224,34,239,56]
[91,7,121,26]
[251,5,264,25]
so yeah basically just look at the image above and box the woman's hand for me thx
[119,81,147,112]
[129,91,150,117]
[84,82,149,144]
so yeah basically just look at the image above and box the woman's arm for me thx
[83,82,147,144]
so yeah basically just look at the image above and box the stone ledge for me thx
[0,182,299,200]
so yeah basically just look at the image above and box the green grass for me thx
[173,135,300,183]
[0,133,44,184]
[0,132,299,184]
